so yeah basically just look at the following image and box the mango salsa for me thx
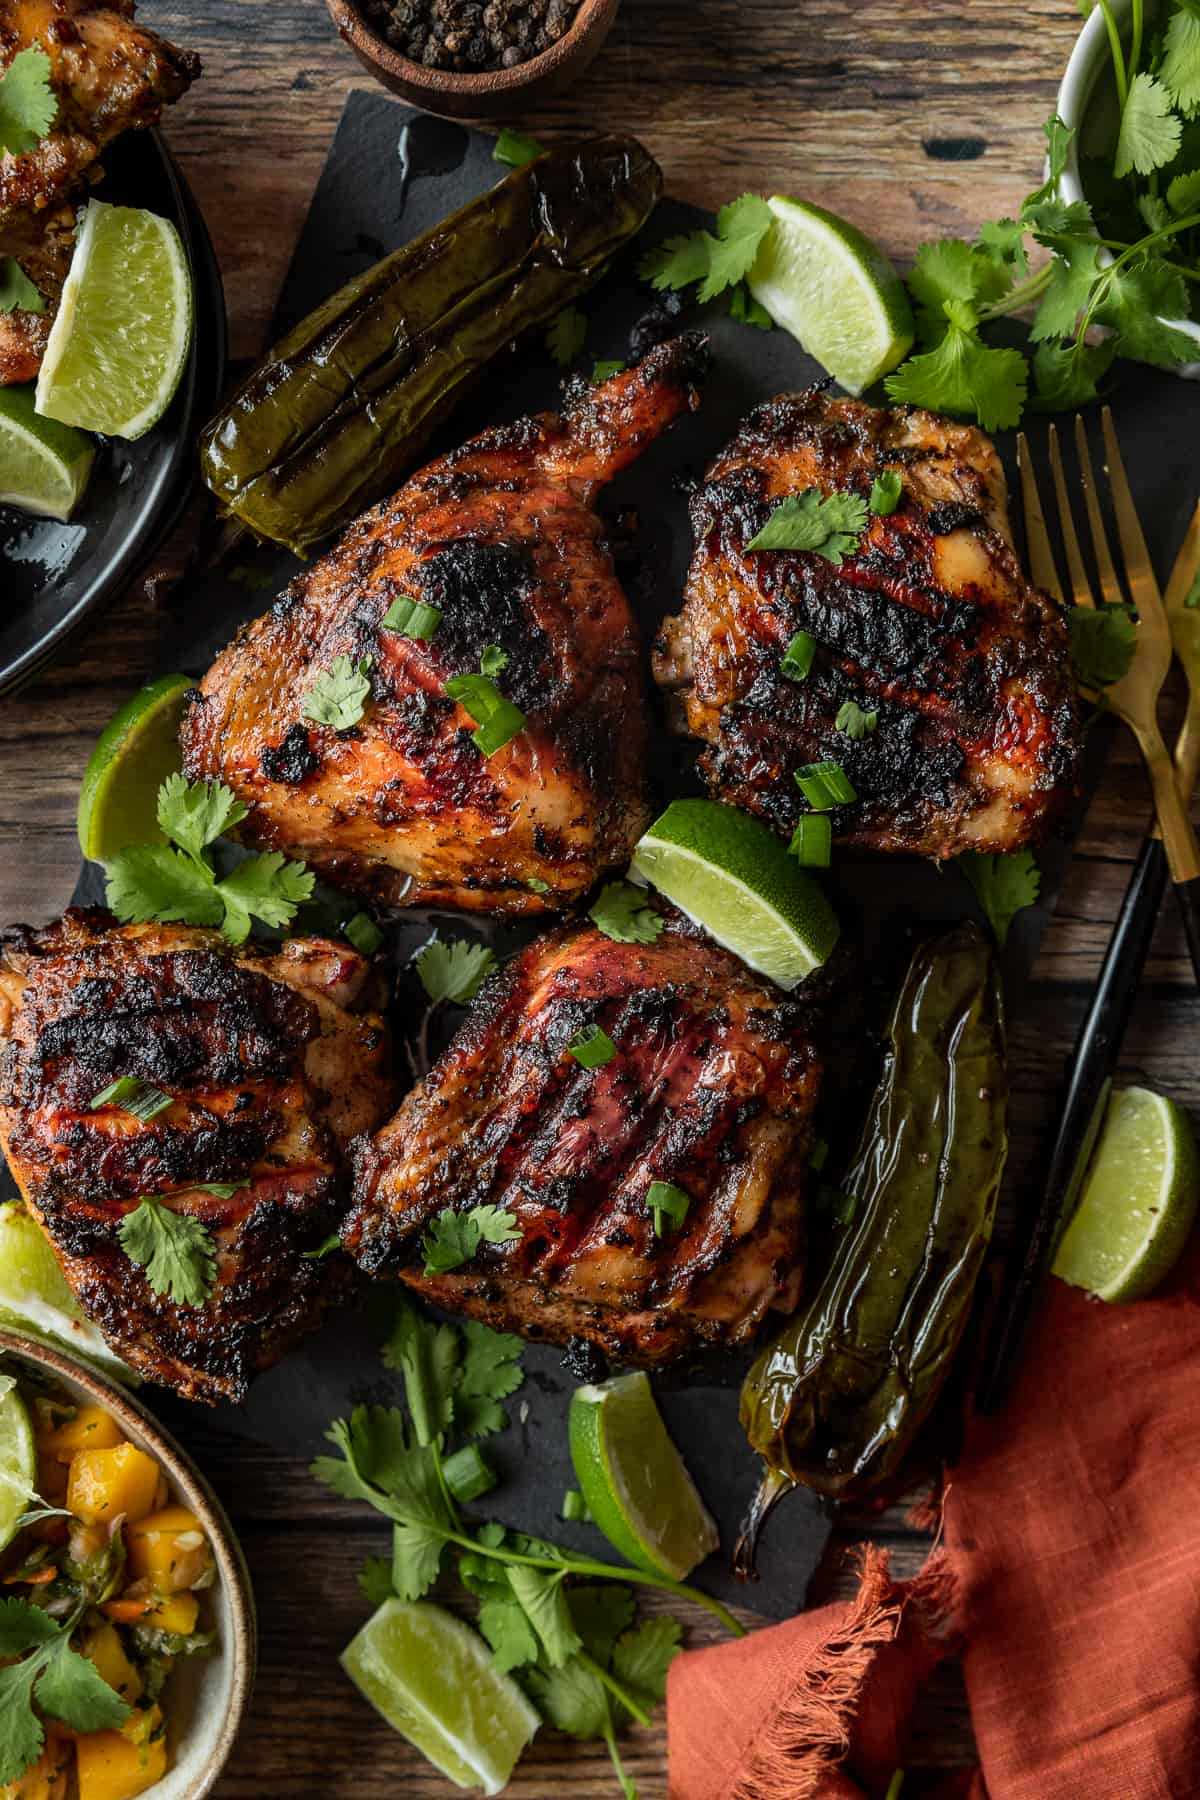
[35,1405,123,1461]
[67,1444,161,1526]
[81,1622,143,1704]
[126,1505,210,1593]
[75,1706,167,1800]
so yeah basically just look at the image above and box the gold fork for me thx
[1016,408,1200,983]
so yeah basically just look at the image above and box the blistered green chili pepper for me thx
[200,136,662,554]
[739,922,1007,1518]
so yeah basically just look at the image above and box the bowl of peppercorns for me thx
[326,0,619,117]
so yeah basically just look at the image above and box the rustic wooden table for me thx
[4,1,1198,1793]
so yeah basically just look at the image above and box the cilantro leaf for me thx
[0,1600,57,1657]
[570,1586,636,1666]
[379,1295,460,1447]
[699,194,772,301]
[493,127,544,167]
[0,258,43,314]
[592,358,626,383]
[1168,168,1200,217]
[1024,115,1074,208]
[1069,604,1137,686]
[745,489,868,562]
[158,772,245,861]
[588,881,663,945]
[312,1406,451,1547]
[421,1204,521,1277]
[0,1602,129,1781]
[478,1596,540,1673]
[526,1656,609,1740]
[1022,196,1094,249]
[869,471,903,515]
[0,1656,44,1785]
[646,1180,690,1237]
[835,699,878,739]
[611,1615,682,1713]
[391,1517,446,1603]
[457,1319,525,1439]
[884,303,1028,431]
[35,1637,129,1734]
[358,1557,394,1608]
[414,937,496,1005]
[118,1199,217,1307]
[105,845,224,930]
[216,853,314,945]
[547,306,587,366]
[1162,6,1200,115]
[1031,337,1116,411]
[1093,259,1199,368]
[507,1562,580,1667]
[480,644,509,677]
[638,232,712,293]
[302,654,373,730]
[959,850,1040,948]
[907,239,1012,342]
[977,216,1028,277]
[1115,74,1182,178]
[0,47,56,158]
[1029,238,1105,342]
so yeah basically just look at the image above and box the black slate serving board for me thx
[19,90,1200,1618]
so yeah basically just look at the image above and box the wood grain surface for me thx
[4,2,1198,1794]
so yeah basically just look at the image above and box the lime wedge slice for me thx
[0,1203,137,1383]
[0,1383,35,1554]
[0,384,94,521]
[748,196,914,395]
[629,798,839,990]
[568,1371,718,1581]
[1053,1086,1199,1302]
[341,1598,539,1795]
[77,673,192,864]
[35,200,193,441]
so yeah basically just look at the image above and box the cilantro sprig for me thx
[588,882,663,946]
[638,194,774,325]
[746,489,868,562]
[959,848,1040,948]
[311,1297,742,1798]
[420,1204,522,1277]
[0,47,56,159]
[104,774,314,946]
[302,654,373,730]
[0,1597,129,1785]
[0,259,44,316]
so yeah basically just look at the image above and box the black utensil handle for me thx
[1173,874,1200,988]
[976,833,1169,1414]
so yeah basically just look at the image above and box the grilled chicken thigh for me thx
[343,908,820,1364]
[654,390,1081,857]
[181,337,707,915]
[0,912,392,1402]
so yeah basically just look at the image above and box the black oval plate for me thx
[0,128,228,698]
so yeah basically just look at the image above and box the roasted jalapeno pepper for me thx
[200,136,662,554]
[740,922,1007,1505]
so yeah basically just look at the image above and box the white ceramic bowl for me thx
[1056,0,1200,377]
[0,1330,255,1800]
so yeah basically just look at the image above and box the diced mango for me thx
[147,1591,198,1636]
[35,1406,123,1461]
[126,1507,209,1594]
[75,1706,166,1800]
[0,1737,72,1800]
[67,1445,161,1527]
[81,1622,142,1705]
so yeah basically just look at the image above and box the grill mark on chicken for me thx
[342,908,819,1364]
[654,389,1082,859]
[0,912,393,1402]
[183,337,708,916]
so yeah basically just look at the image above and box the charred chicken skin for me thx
[0,0,200,381]
[343,908,820,1365]
[0,911,393,1403]
[654,389,1081,858]
[181,336,708,916]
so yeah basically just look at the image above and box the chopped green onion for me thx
[567,1024,617,1069]
[443,1443,497,1504]
[646,1179,691,1237]
[444,671,527,757]
[561,1488,590,1522]
[809,1137,829,1173]
[780,631,816,683]
[795,760,856,810]
[380,596,442,641]
[302,1233,342,1261]
[527,877,550,894]
[493,127,545,168]
[789,814,832,867]
[89,1077,172,1123]
[344,911,384,955]
[870,471,903,516]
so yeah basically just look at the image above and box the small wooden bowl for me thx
[0,1330,256,1800]
[325,0,619,119]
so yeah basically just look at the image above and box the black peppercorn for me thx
[364,0,582,69]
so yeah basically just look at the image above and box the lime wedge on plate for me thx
[748,196,914,394]
[36,200,193,441]
[77,673,192,864]
[629,798,839,990]
[341,1598,539,1795]
[0,1383,35,1554]
[1053,1086,1199,1302]
[0,385,94,521]
[0,1202,137,1383]
[569,1371,718,1581]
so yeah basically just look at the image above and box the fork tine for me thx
[1016,432,1064,603]
[1100,406,1165,621]
[1074,414,1126,607]
[1048,424,1095,610]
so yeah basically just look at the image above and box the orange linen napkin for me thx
[669,1237,1200,1799]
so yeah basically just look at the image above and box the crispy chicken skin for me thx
[181,336,708,916]
[654,389,1081,858]
[0,0,199,381]
[0,911,393,1403]
[343,908,820,1365]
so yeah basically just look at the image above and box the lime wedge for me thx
[629,798,839,990]
[1053,1086,1199,1302]
[568,1371,718,1581]
[0,384,94,521]
[748,196,914,395]
[35,200,193,441]
[77,673,192,864]
[341,1598,539,1795]
[0,1203,137,1383]
[0,1383,35,1553]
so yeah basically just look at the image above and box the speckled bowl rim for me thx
[0,1328,256,1800]
[325,0,617,102]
